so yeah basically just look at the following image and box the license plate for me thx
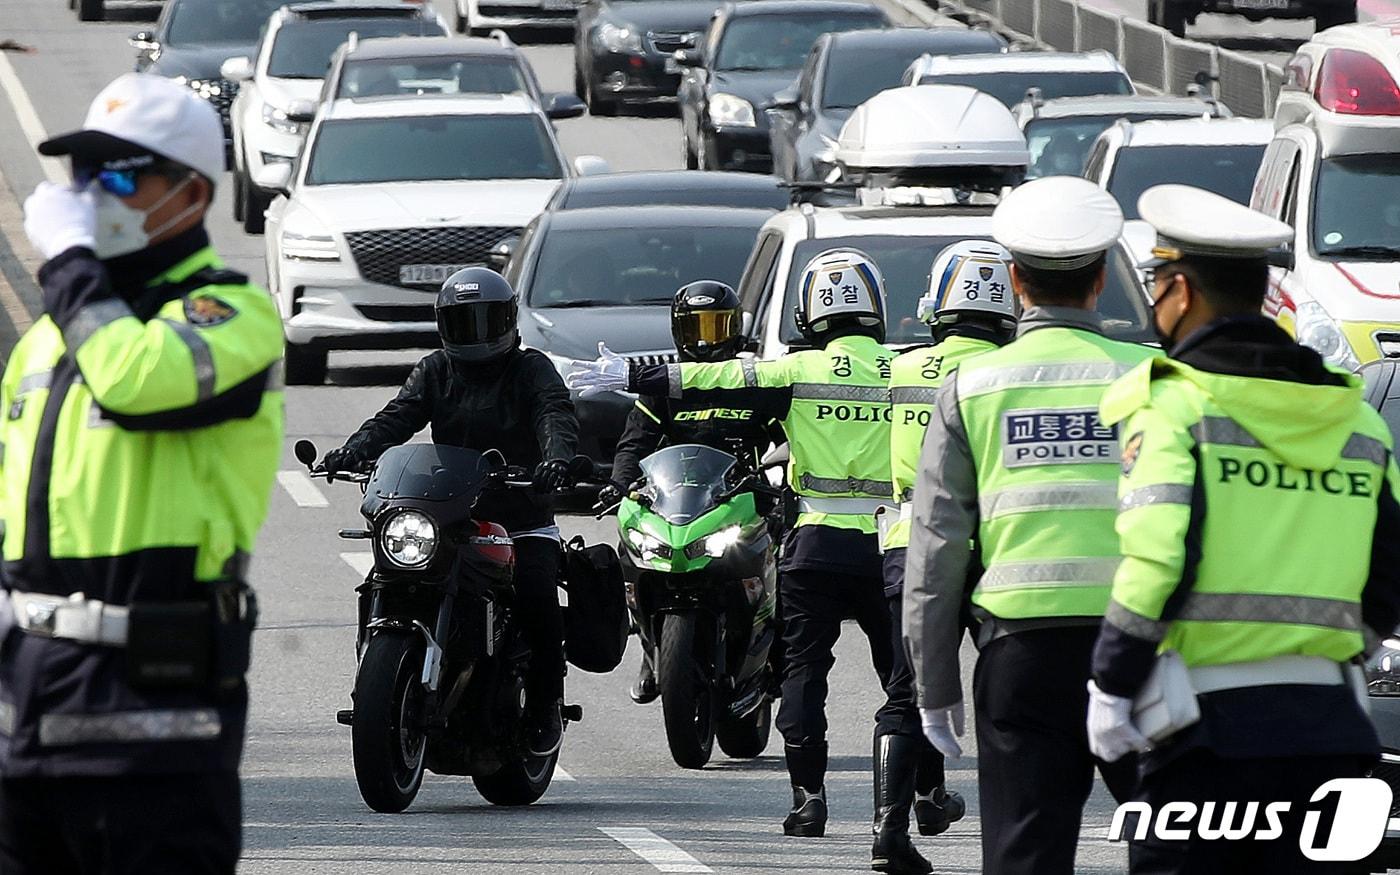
[664,57,681,74]
[398,264,469,285]
[542,0,575,11]
[1231,0,1289,10]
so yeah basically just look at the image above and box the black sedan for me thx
[768,27,1006,183]
[546,170,788,210]
[573,0,726,116]
[677,0,888,173]
[504,205,772,461]
[131,0,288,145]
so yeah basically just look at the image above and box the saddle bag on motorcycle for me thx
[560,536,627,673]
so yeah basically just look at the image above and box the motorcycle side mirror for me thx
[760,443,789,470]
[294,439,319,468]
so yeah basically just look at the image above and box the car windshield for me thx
[779,234,1152,345]
[639,444,740,525]
[338,56,530,98]
[919,70,1132,107]
[1312,154,1400,259]
[715,14,883,72]
[166,0,286,45]
[268,19,442,79]
[823,42,968,109]
[306,115,563,184]
[560,180,787,210]
[1106,143,1264,220]
[527,222,763,308]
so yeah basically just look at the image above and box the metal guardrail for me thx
[935,0,1288,117]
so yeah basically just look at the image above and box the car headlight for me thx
[709,93,756,127]
[281,217,340,262]
[380,510,438,568]
[596,22,643,53]
[1368,637,1400,695]
[262,101,306,136]
[1294,301,1360,371]
[625,527,672,560]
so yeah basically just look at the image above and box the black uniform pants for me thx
[0,771,240,875]
[1129,750,1371,875]
[776,568,894,749]
[878,548,944,789]
[973,626,1139,875]
[513,536,565,706]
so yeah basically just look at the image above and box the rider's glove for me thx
[597,481,625,508]
[534,459,571,492]
[323,447,363,475]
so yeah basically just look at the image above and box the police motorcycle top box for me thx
[295,440,602,813]
[612,443,780,769]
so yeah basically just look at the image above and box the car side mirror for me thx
[545,92,586,120]
[573,155,610,176]
[253,163,293,195]
[674,49,703,68]
[487,235,519,272]
[220,56,255,82]
[285,98,318,124]
[1266,246,1294,271]
[769,89,800,113]
[129,30,159,50]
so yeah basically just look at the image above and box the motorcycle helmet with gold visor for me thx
[671,280,744,362]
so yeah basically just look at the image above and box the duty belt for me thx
[797,496,886,515]
[1188,654,1349,693]
[4,591,129,646]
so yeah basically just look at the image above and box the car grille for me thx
[344,226,521,291]
[625,351,678,368]
[356,305,436,323]
[648,31,697,54]
[187,78,237,123]
[1369,756,1400,818]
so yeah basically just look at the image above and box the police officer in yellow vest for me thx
[903,176,1154,875]
[571,250,917,857]
[0,73,283,873]
[875,240,1019,860]
[1086,186,1400,873]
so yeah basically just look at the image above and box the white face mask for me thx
[89,173,201,260]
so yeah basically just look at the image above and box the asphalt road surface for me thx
[0,0,1349,869]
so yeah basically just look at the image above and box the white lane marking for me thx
[278,470,328,508]
[340,552,374,578]
[599,827,712,873]
[555,765,575,782]
[0,53,66,185]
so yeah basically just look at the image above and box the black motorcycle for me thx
[295,440,592,813]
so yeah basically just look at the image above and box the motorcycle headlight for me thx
[1368,638,1400,696]
[625,527,672,560]
[1294,301,1360,371]
[709,93,756,128]
[684,524,741,559]
[261,101,306,136]
[596,22,643,53]
[380,510,438,568]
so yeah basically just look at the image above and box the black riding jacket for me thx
[342,345,578,532]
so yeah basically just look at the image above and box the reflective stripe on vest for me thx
[799,473,892,497]
[978,556,1122,591]
[38,708,222,746]
[1108,591,1364,642]
[891,386,939,406]
[958,360,1136,397]
[800,496,887,515]
[979,481,1118,519]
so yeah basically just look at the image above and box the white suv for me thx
[221,2,449,235]
[258,93,606,384]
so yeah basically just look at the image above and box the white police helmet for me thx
[795,248,887,343]
[916,240,1017,331]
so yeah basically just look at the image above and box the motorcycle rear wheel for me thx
[658,611,715,769]
[717,696,772,759]
[473,749,558,805]
[352,632,428,813]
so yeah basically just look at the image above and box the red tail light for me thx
[1315,48,1400,116]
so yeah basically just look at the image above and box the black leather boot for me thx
[782,743,828,837]
[871,734,932,875]
[630,648,658,704]
[913,744,965,837]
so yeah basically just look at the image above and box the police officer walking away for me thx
[876,240,1022,859]
[0,73,284,873]
[903,176,1153,875]
[1086,186,1400,873]
[607,281,783,705]
[573,250,927,871]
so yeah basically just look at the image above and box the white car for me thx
[1082,116,1272,265]
[901,50,1133,107]
[1275,20,1400,128]
[221,1,449,235]
[454,0,578,36]
[1251,109,1400,370]
[259,93,607,385]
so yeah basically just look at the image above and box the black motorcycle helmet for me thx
[436,267,519,363]
[671,280,744,362]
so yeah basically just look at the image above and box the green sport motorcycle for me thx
[616,444,780,769]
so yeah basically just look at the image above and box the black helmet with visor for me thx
[436,267,519,363]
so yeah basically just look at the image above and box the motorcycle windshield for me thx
[639,444,739,525]
[367,444,494,502]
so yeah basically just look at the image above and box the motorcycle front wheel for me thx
[658,611,716,769]
[352,632,428,813]
[717,695,773,759]
[473,748,558,806]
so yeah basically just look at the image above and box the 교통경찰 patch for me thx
[185,296,237,326]
[1001,408,1117,468]
[1121,430,1144,476]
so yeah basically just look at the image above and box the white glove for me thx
[1086,680,1150,763]
[920,704,964,759]
[23,182,97,261]
[565,342,630,398]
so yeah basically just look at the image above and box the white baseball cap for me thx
[992,175,1124,271]
[39,72,225,183]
